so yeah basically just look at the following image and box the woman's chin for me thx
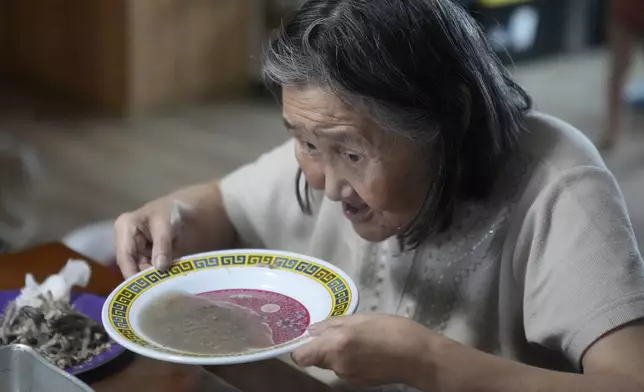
[351,222,397,243]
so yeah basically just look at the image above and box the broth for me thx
[138,292,275,355]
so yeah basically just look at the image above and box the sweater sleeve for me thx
[219,139,316,250]
[518,165,644,369]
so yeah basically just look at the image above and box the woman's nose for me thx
[302,162,350,201]
[324,169,347,202]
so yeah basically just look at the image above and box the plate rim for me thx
[101,248,360,365]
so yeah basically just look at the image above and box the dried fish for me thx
[0,293,112,369]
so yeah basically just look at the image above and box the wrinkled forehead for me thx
[281,86,382,145]
[282,87,359,125]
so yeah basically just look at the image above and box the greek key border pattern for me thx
[107,253,352,357]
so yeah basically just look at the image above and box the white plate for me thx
[101,249,359,365]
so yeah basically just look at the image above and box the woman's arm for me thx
[116,138,301,277]
[163,180,239,254]
[115,179,239,276]
[292,314,644,391]
[158,139,299,259]
[415,322,644,392]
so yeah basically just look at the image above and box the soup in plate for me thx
[139,291,275,355]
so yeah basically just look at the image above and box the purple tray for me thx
[0,289,125,375]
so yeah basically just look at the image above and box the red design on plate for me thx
[197,289,310,345]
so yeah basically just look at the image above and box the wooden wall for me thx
[1,0,127,108]
[128,0,251,112]
[0,0,13,74]
[1,0,251,115]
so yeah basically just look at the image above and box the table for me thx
[0,243,334,392]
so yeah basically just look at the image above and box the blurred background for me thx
[1,0,643,256]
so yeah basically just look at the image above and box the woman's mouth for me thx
[342,201,371,223]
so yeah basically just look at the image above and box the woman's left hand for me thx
[291,313,436,388]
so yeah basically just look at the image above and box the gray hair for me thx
[263,0,532,249]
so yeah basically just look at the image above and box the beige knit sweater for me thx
[220,112,644,391]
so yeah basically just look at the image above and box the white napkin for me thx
[14,259,91,309]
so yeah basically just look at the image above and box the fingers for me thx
[115,198,181,278]
[115,214,140,278]
[139,255,153,271]
[134,233,151,257]
[307,316,345,337]
[292,337,329,368]
[293,317,348,367]
[149,217,174,271]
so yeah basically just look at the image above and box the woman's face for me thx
[283,86,429,242]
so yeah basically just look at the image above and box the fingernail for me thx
[154,255,167,269]
[307,323,317,331]
[291,352,306,367]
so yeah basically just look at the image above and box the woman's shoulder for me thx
[516,111,606,174]
[486,112,617,220]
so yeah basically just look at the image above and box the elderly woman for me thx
[115,1,644,391]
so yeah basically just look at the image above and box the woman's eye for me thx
[344,152,362,163]
[303,141,317,153]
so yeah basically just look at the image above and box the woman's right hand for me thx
[115,181,238,279]
[115,197,186,278]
